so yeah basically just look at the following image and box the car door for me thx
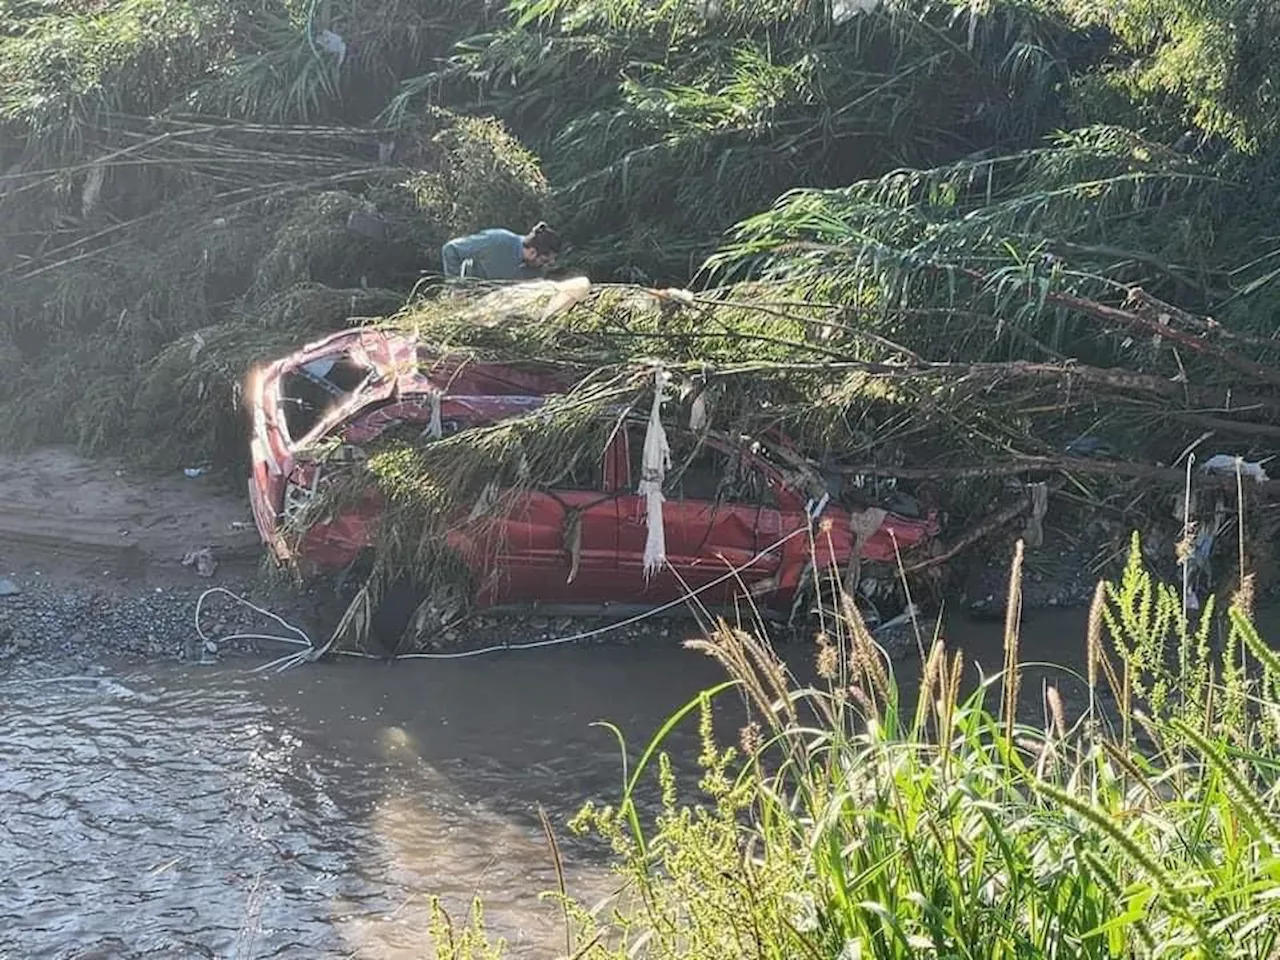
[489,440,620,604]
[615,425,784,605]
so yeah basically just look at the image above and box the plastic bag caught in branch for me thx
[638,366,671,581]
[1201,454,1272,485]
[1022,482,1048,548]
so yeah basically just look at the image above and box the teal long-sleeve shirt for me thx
[440,228,542,281]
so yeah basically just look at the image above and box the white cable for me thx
[195,587,313,649]
[199,524,813,670]
[392,525,810,660]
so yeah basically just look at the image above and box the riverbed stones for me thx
[0,578,20,597]
[962,533,1101,619]
[0,576,315,668]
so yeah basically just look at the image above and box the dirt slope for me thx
[0,448,265,590]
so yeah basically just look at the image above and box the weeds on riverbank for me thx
[430,534,1280,958]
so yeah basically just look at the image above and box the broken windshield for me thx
[279,352,374,444]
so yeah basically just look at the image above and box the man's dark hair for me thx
[523,222,562,256]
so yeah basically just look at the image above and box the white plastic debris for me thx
[540,276,592,321]
[638,366,671,581]
[182,548,217,578]
[82,162,105,217]
[1200,454,1272,485]
[689,391,707,431]
[844,507,887,594]
[425,389,443,439]
[467,480,501,522]
[832,0,879,23]
[317,29,347,66]
[653,287,695,305]
[1022,481,1049,548]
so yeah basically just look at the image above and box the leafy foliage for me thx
[194,0,491,124]
[712,124,1280,365]
[432,538,1280,958]
[1058,0,1280,150]
[0,0,232,160]
[0,112,546,466]
[417,0,1082,283]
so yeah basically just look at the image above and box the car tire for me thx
[368,576,420,657]
[369,574,471,656]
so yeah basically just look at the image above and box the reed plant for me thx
[428,530,1280,958]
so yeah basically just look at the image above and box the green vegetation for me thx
[427,537,1280,957]
[1058,0,1280,150]
[416,0,1083,282]
[4,0,1280,481]
[0,111,546,465]
[2,0,1279,586]
[6,1,1280,950]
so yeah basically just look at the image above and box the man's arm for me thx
[441,238,465,277]
[441,232,490,277]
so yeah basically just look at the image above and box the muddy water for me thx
[0,612,1097,959]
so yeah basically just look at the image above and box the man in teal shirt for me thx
[440,222,562,280]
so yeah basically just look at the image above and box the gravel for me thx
[0,536,1103,680]
[0,576,319,677]
[960,533,1103,620]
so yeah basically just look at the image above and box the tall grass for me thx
[428,533,1280,958]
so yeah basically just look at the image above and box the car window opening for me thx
[280,353,374,442]
[628,425,777,508]
[545,447,605,491]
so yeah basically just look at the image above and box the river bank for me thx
[0,445,1126,677]
[7,447,1280,958]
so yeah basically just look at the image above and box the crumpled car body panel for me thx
[247,327,940,610]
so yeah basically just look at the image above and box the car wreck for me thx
[247,316,942,651]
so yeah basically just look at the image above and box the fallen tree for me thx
[267,269,1280,654]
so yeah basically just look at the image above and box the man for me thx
[440,222,562,281]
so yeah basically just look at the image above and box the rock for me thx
[0,578,20,597]
[181,547,217,578]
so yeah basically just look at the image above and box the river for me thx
[0,610,1100,959]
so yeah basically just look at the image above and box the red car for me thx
[247,326,940,641]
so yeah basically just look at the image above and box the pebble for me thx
[0,577,315,669]
[963,536,1098,618]
[0,536,1112,675]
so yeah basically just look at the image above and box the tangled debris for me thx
[257,276,1279,654]
[0,111,548,467]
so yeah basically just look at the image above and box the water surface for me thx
[0,610,1099,958]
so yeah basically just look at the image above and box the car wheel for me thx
[369,575,471,656]
[368,576,419,657]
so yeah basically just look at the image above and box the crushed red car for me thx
[247,324,941,635]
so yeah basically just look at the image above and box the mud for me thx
[0,447,263,589]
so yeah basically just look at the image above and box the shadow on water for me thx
[9,602,1271,958]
